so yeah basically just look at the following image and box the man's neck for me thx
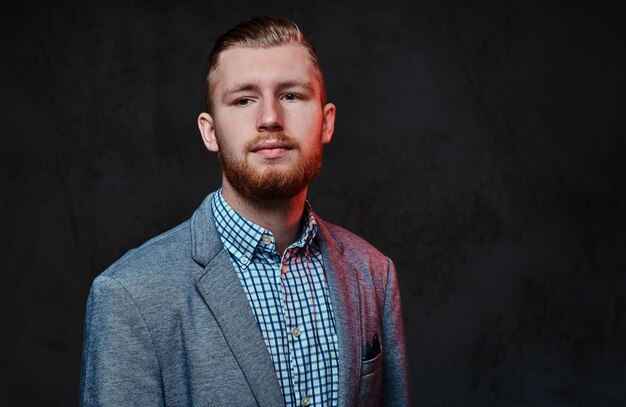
[221,180,307,254]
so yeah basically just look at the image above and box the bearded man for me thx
[80,17,411,407]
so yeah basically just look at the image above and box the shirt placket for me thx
[281,248,313,406]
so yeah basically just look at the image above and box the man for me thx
[80,16,411,407]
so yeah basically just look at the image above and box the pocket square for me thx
[363,334,381,361]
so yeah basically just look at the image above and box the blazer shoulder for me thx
[321,220,392,269]
[98,220,197,291]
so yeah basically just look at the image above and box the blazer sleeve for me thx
[79,275,164,407]
[381,258,413,406]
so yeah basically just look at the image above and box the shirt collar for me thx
[211,188,318,265]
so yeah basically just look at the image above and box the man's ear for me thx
[198,112,219,152]
[321,103,336,144]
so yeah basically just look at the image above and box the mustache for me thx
[245,133,298,151]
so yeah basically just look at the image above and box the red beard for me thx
[217,133,322,201]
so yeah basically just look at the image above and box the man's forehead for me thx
[214,44,319,86]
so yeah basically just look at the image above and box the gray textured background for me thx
[1,1,624,405]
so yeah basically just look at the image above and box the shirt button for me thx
[281,265,288,274]
[301,396,310,406]
[291,327,302,337]
[241,258,249,265]
[261,234,272,245]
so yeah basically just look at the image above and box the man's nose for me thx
[257,99,283,132]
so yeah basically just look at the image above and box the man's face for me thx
[198,44,335,201]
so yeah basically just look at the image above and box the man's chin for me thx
[248,161,294,175]
[221,166,299,200]
[246,154,299,174]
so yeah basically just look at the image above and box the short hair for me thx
[204,16,326,113]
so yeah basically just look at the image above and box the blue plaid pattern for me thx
[212,189,339,407]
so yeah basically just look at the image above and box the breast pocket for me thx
[361,350,384,376]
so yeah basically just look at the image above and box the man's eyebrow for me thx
[221,83,259,103]
[276,80,314,92]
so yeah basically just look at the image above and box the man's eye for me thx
[283,93,298,101]
[236,98,251,106]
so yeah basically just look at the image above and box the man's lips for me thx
[250,140,293,152]
[249,140,293,159]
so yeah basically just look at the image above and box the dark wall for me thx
[1,1,624,405]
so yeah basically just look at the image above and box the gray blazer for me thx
[80,194,411,406]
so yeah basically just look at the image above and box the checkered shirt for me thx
[212,189,339,407]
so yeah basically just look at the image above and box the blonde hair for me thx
[204,16,326,113]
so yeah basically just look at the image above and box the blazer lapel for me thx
[317,220,362,407]
[190,194,284,407]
